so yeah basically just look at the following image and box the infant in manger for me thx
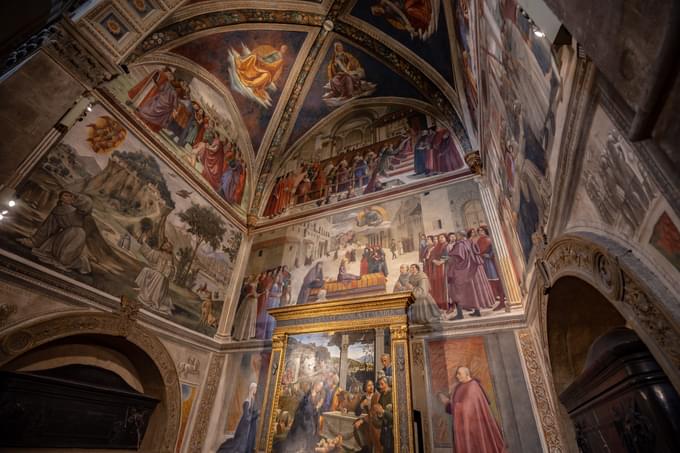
[315,435,343,453]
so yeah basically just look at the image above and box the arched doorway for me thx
[0,312,180,452]
[547,277,680,452]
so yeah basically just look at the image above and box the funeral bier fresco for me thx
[232,180,509,342]
[0,105,242,336]
[263,103,467,220]
[271,330,395,453]
[106,64,250,212]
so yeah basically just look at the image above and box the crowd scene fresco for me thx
[0,105,241,336]
[234,182,508,341]
[265,106,465,218]
[169,29,307,154]
[107,65,248,208]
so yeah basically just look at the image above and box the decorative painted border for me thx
[188,353,226,452]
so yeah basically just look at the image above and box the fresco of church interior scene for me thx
[233,179,513,342]
[264,102,468,220]
[106,64,250,211]
[0,105,242,336]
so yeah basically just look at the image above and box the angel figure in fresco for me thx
[370,0,440,41]
[228,43,288,108]
[322,42,376,108]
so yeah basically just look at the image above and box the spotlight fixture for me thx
[533,28,545,38]
[8,200,15,207]
[1,210,7,215]
[86,104,93,112]
[0,214,4,220]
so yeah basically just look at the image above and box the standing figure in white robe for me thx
[135,240,175,314]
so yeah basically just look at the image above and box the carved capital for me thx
[464,150,483,175]
[390,325,408,341]
[271,333,286,350]
[0,303,18,328]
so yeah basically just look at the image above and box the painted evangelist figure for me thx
[238,181,508,341]
[107,65,248,208]
[228,43,288,108]
[323,42,376,108]
[370,0,440,41]
[0,105,241,336]
[263,104,464,219]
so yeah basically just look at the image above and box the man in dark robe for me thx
[375,377,394,453]
[22,191,93,274]
[437,367,508,453]
[297,262,324,304]
[446,231,495,319]
[218,382,259,453]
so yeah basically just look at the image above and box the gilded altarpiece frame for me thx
[259,293,414,453]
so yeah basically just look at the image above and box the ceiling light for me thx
[8,200,15,207]
[86,104,93,112]
[0,214,4,220]
[534,29,545,38]
[1,210,7,215]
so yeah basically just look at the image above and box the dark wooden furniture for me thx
[0,365,158,449]
[560,327,680,453]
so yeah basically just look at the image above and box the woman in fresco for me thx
[233,282,258,341]
[408,263,442,325]
[217,382,259,453]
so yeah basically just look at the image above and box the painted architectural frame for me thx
[260,292,414,453]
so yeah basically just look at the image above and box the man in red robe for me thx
[438,367,508,453]
[193,131,224,192]
[429,233,449,310]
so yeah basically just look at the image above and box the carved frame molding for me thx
[0,311,181,452]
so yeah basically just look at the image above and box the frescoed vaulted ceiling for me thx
[93,0,479,226]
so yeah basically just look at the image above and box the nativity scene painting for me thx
[233,180,509,342]
[270,330,395,453]
[0,105,242,336]
[106,64,249,210]
[263,103,466,219]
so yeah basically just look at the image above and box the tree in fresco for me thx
[177,203,227,284]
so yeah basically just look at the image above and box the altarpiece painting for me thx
[259,293,414,453]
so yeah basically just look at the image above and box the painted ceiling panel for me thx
[170,29,309,155]
[349,0,454,83]
[286,36,426,151]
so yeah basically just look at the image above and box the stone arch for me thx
[0,312,181,452]
[534,233,680,392]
